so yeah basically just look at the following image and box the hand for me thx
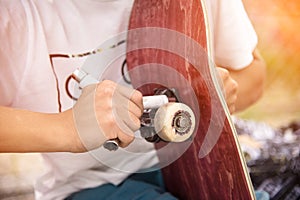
[72,80,143,152]
[95,80,143,147]
[216,67,238,114]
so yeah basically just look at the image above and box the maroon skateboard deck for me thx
[126,0,255,199]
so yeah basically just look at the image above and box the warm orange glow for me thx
[240,0,300,126]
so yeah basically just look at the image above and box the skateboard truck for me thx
[71,69,195,151]
[141,88,195,144]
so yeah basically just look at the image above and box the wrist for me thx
[59,110,86,153]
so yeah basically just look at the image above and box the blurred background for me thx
[239,0,300,127]
[0,1,300,199]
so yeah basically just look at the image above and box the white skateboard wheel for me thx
[154,103,195,142]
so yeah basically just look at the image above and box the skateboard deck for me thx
[126,0,256,199]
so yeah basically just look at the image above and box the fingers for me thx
[116,83,144,111]
[110,83,143,133]
[119,104,142,131]
[217,67,238,114]
[72,80,144,151]
[94,80,143,148]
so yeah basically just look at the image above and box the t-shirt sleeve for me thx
[0,1,28,106]
[207,0,258,70]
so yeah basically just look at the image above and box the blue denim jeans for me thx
[65,170,176,200]
[65,170,269,200]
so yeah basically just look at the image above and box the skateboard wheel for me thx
[154,103,195,142]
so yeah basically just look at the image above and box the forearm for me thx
[0,106,81,153]
[227,49,266,112]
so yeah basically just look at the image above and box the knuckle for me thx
[132,90,143,108]
[223,69,229,76]
[133,106,143,118]
[233,94,238,102]
[98,80,116,96]
[102,79,115,86]
[102,85,114,96]
[229,80,238,93]
[218,67,229,77]
[138,109,143,118]
[105,113,117,127]
[131,116,141,131]
[232,79,238,88]
[133,90,143,100]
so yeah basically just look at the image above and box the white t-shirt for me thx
[0,0,257,199]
